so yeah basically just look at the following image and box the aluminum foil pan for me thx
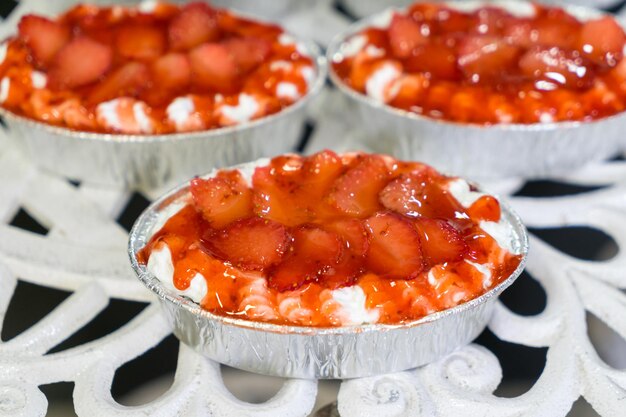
[327,1,626,180]
[0,16,326,190]
[128,159,529,379]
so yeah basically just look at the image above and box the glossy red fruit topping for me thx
[203,217,290,271]
[268,226,343,291]
[116,25,166,61]
[388,14,427,58]
[413,218,468,266]
[578,17,626,66]
[18,15,70,66]
[188,43,238,92]
[404,43,459,80]
[467,195,501,222]
[168,2,220,51]
[87,62,149,104]
[519,46,595,90]
[190,171,253,229]
[328,154,391,217]
[458,35,521,81]
[223,37,272,74]
[49,37,112,89]
[151,53,191,91]
[364,212,424,279]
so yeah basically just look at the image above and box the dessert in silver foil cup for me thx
[327,0,626,179]
[0,4,327,190]
[127,161,529,379]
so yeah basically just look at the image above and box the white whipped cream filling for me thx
[147,245,207,304]
[278,33,309,57]
[331,286,379,325]
[341,35,368,58]
[0,77,9,104]
[447,178,486,208]
[480,220,517,254]
[138,0,159,13]
[465,260,493,289]
[133,102,153,133]
[446,1,535,17]
[365,62,401,102]
[300,66,315,88]
[166,96,195,130]
[96,99,123,130]
[219,93,259,124]
[0,42,7,66]
[30,71,47,89]
[276,82,300,100]
[270,60,293,72]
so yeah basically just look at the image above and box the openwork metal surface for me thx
[1,0,626,416]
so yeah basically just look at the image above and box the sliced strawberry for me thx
[299,150,345,199]
[18,15,70,67]
[364,212,424,279]
[115,25,166,61]
[87,62,150,104]
[519,46,595,90]
[325,219,369,257]
[533,13,582,50]
[413,218,468,267]
[578,17,626,66]
[327,154,391,218]
[48,37,112,89]
[189,43,238,92]
[190,172,253,229]
[223,37,272,74]
[502,21,534,48]
[467,195,501,223]
[168,2,220,51]
[203,217,290,271]
[388,13,427,58]
[268,226,343,291]
[458,35,521,82]
[404,43,459,81]
[151,53,191,91]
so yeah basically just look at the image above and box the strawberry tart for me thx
[0,1,315,134]
[137,150,524,327]
[331,1,626,124]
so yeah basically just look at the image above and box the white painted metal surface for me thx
[1,1,625,416]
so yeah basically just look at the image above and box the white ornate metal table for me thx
[1,1,626,416]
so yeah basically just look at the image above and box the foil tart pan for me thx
[0,20,326,190]
[128,159,529,379]
[327,1,626,180]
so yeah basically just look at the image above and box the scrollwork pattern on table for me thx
[1,0,626,416]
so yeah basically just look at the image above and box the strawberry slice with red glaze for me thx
[168,2,221,51]
[116,25,166,61]
[268,226,343,291]
[467,195,501,223]
[190,171,253,229]
[223,37,272,74]
[404,43,459,81]
[325,219,370,257]
[189,43,238,92]
[578,16,626,66]
[519,46,595,90]
[151,53,191,91]
[327,154,391,218]
[388,13,427,58]
[87,61,150,104]
[320,219,369,289]
[48,36,112,89]
[458,35,521,82]
[413,218,468,267]
[364,212,424,279]
[18,15,70,67]
[203,217,290,271]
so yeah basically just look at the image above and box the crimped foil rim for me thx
[0,36,327,144]
[128,159,529,336]
[326,0,626,132]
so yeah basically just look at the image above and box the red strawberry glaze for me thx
[0,2,314,134]
[137,151,522,327]
[332,2,626,125]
